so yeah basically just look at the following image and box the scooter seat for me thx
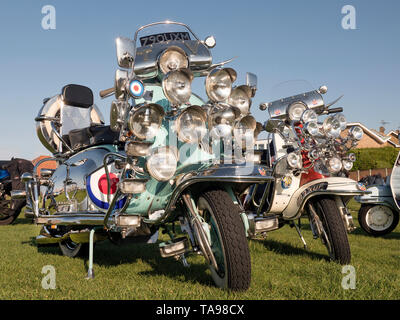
[65,125,119,151]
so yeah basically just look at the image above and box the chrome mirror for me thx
[110,100,129,132]
[246,72,257,97]
[204,36,216,48]
[116,37,135,69]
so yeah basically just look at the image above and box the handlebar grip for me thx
[99,87,115,98]
[327,107,343,114]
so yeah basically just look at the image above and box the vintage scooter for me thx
[14,21,274,291]
[355,152,400,236]
[241,85,369,264]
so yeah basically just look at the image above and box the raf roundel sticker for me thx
[86,165,126,210]
[129,79,145,98]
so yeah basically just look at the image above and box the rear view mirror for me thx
[246,72,257,97]
[116,37,135,69]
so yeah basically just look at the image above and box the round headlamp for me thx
[348,153,356,162]
[128,104,165,140]
[304,121,320,136]
[327,157,342,173]
[159,47,189,74]
[205,68,237,102]
[234,115,256,150]
[162,69,193,106]
[349,126,363,140]
[176,106,207,144]
[209,105,240,139]
[287,152,302,169]
[228,85,252,115]
[334,113,347,131]
[146,146,179,181]
[288,102,307,121]
[323,116,341,138]
[342,159,353,171]
[301,109,318,123]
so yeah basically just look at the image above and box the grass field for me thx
[0,200,399,300]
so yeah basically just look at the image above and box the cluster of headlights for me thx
[120,47,258,183]
[285,108,364,174]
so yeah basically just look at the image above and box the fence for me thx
[349,168,393,181]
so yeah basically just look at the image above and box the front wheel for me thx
[196,189,251,291]
[310,197,351,264]
[358,204,399,236]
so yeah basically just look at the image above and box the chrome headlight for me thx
[234,115,256,150]
[159,47,189,74]
[176,106,207,144]
[146,146,179,181]
[349,126,363,140]
[209,105,240,139]
[287,152,302,169]
[228,85,252,115]
[334,113,347,131]
[162,69,193,106]
[288,102,307,121]
[205,68,237,102]
[323,116,341,138]
[301,109,318,123]
[327,157,342,173]
[342,159,353,171]
[304,121,320,136]
[128,104,165,140]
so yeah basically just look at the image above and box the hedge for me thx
[350,147,399,171]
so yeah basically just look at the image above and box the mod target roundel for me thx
[129,79,145,98]
[86,165,126,210]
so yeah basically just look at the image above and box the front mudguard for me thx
[144,164,274,224]
[281,177,370,220]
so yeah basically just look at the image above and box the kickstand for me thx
[86,229,95,279]
[292,221,308,250]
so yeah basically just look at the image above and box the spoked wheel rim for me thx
[197,197,227,283]
[366,206,394,231]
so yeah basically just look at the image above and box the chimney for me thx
[379,126,385,134]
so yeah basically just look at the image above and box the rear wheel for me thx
[358,204,399,236]
[196,189,251,291]
[311,197,351,264]
[0,197,25,225]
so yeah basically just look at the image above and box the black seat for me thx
[61,84,94,108]
[65,125,120,151]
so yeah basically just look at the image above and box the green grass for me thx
[0,200,399,300]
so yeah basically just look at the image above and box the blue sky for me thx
[0,0,399,159]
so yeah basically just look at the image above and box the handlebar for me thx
[99,87,115,98]
[327,107,343,114]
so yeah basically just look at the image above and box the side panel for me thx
[390,151,400,210]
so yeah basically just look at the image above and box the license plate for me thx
[140,32,191,46]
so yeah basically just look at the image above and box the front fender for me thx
[144,164,274,224]
[282,177,369,219]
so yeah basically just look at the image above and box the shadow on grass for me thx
[24,236,213,287]
[254,238,329,262]
[349,227,400,240]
